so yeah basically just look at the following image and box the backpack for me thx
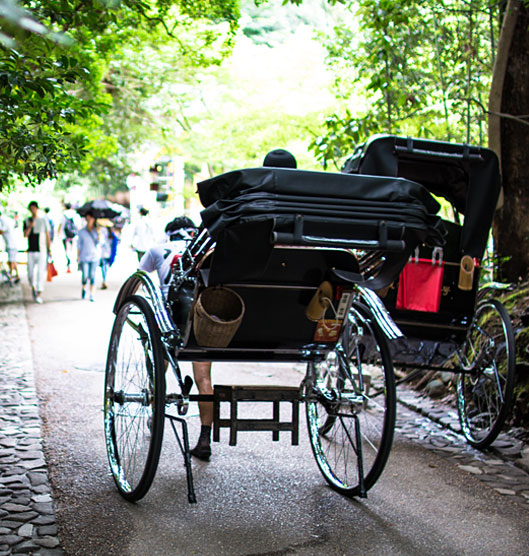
[64,217,77,239]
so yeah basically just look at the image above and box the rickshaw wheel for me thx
[104,295,166,501]
[306,302,396,497]
[457,298,515,449]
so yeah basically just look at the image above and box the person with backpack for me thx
[58,202,78,273]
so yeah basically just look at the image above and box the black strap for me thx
[329,249,411,291]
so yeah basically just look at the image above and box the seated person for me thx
[139,216,213,461]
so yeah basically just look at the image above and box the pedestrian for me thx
[77,211,101,302]
[131,207,156,262]
[138,216,212,460]
[23,201,51,304]
[99,224,118,289]
[44,207,55,243]
[0,208,20,283]
[58,202,78,273]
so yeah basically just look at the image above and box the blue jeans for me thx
[80,261,97,286]
[100,258,110,283]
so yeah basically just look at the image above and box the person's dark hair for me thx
[263,149,297,169]
[85,210,95,219]
[165,216,196,237]
[44,207,50,214]
[64,202,72,210]
[139,207,149,216]
[28,201,39,209]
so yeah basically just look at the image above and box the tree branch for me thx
[473,96,529,127]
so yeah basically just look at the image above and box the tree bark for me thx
[488,0,520,181]
[492,1,529,282]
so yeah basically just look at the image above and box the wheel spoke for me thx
[104,296,165,501]
[457,299,515,449]
[306,302,395,496]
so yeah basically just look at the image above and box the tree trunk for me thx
[492,1,529,282]
[488,0,519,185]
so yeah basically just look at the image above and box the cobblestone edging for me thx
[396,388,529,508]
[397,386,529,468]
[0,284,62,555]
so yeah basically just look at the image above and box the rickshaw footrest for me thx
[212,385,300,446]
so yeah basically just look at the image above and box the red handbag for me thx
[47,261,58,282]
[396,251,444,313]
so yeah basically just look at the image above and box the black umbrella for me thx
[77,200,125,219]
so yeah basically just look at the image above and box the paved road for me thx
[19,252,529,555]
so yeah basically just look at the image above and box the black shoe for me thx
[190,442,211,461]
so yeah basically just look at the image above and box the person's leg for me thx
[7,249,19,281]
[27,251,37,297]
[193,361,213,425]
[100,258,108,288]
[34,252,47,302]
[80,262,88,298]
[88,261,97,301]
[190,361,213,460]
[63,239,71,271]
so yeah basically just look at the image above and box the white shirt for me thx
[24,216,49,252]
[139,239,188,297]
[0,215,16,249]
[100,230,113,259]
[131,216,156,252]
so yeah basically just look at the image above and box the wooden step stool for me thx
[212,385,300,446]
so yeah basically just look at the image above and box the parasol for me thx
[77,200,125,219]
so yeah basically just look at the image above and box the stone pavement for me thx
[0,282,61,555]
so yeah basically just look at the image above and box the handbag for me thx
[396,248,444,313]
[47,261,58,282]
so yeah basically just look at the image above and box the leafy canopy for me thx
[0,0,240,190]
[311,0,500,169]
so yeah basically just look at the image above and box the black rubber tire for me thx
[104,295,166,501]
[306,302,396,497]
[457,298,516,449]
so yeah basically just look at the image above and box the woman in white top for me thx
[77,211,101,302]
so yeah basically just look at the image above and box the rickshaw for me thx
[342,135,516,450]
[103,164,446,503]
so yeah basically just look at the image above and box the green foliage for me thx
[170,8,340,177]
[311,0,501,168]
[0,0,241,191]
[241,0,337,46]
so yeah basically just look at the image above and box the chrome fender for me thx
[113,271,176,335]
[355,285,403,341]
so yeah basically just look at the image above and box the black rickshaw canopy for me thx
[341,134,502,260]
[197,166,446,287]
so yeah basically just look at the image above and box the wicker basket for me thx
[193,287,245,348]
